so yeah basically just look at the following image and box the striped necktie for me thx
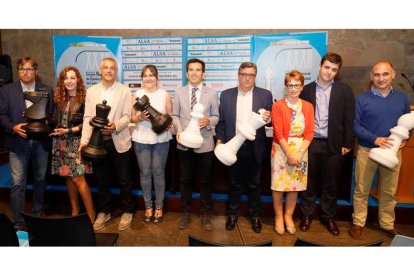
[191,87,198,110]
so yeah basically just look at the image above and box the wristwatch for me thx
[67,128,73,134]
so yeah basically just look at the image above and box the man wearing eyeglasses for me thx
[216,62,272,233]
[0,56,54,230]
[299,52,355,236]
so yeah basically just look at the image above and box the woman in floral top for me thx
[50,66,95,223]
[271,70,314,236]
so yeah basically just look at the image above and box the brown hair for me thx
[186,58,205,72]
[238,62,257,74]
[140,64,159,79]
[16,56,41,82]
[321,52,343,69]
[54,66,86,107]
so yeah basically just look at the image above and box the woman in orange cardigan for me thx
[271,70,314,235]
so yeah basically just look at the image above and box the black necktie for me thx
[191,87,198,110]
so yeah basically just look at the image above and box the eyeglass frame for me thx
[239,72,256,78]
[18,68,36,73]
[286,84,303,89]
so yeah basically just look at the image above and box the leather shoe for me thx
[379,227,400,238]
[299,216,312,232]
[323,219,340,236]
[251,218,262,233]
[201,215,213,231]
[225,216,238,230]
[178,213,191,230]
[349,224,363,240]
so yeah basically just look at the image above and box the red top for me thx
[271,98,315,144]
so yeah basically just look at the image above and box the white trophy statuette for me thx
[178,103,204,149]
[215,109,267,166]
[369,111,414,169]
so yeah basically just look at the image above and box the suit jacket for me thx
[80,81,132,153]
[300,81,355,154]
[172,84,219,153]
[0,81,54,153]
[216,86,273,164]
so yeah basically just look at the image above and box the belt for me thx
[314,137,328,142]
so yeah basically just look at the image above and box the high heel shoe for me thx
[284,215,296,235]
[286,226,296,235]
[144,207,153,223]
[153,208,163,225]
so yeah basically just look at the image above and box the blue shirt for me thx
[314,79,333,138]
[354,88,410,148]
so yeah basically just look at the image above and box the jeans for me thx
[134,141,169,209]
[92,139,134,214]
[9,140,49,227]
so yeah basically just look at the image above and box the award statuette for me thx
[23,89,50,139]
[178,103,204,149]
[133,95,172,134]
[81,100,111,162]
[214,109,267,166]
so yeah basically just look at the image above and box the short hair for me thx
[284,70,305,85]
[372,61,395,71]
[17,57,38,71]
[140,64,159,79]
[320,52,343,69]
[186,58,205,73]
[238,62,257,74]
[100,57,118,70]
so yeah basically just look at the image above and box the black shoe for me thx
[225,216,238,230]
[322,219,340,236]
[251,217,262,233]
[299,216,312,232]
[179,213,191,230]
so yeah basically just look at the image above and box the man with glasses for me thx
[80,57,134,231]
[216,62,272,233]
[299,52,355,236]
[0,56,54,230]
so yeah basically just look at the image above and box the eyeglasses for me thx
[18,68,35,73]
[239,73,256,78]
[286,84,303,89]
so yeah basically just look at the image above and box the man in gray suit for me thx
[173,58,219,231]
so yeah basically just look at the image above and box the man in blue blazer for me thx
[299,53,355,236]
[173,58,219,231]
[0,57,54,230]
[216,62,272,233]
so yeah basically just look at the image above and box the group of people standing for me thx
[0,52,409,240]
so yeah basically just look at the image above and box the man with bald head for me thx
[349,61,410,239]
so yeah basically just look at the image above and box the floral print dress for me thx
[51,103,92,177]
[271,99,308,192]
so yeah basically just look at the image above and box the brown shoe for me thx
[379,227,400,238]
[299,216,312,232]
[322,219,340,236]
[349,224,363,240]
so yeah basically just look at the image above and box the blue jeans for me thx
[134,141,169,209]
[9,140,49,227]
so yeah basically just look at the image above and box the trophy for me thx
[214,109,267,166]
[178,103,204,149]
[133,95,172,134]
[369,111,414,169]
[23,89,50,139]
[81,100,111,162]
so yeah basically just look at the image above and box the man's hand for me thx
[101,122,116,135]
[341,147,351,155]
[374,137,394,149]
[261,110,271,122]
[198,118,210,129]
[12,123,28,138]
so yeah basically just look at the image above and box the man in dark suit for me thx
[216,62,272,233]
[0,56,54,230]
[299,52,355,236]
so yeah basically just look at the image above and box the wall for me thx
[1,29,414,100]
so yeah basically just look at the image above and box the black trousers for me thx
[178,149,213,214]
[92,139,134,214]
[300,139,344,221]
[227,143,261,218]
